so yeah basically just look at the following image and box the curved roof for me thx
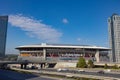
[16,43,110,50]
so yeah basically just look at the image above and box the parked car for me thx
[57,68,69,72]
[77,69,85,72]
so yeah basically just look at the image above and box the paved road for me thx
[0,69,57,80]
[40,68,120,79]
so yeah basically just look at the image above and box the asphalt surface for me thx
[1,68,120,80]
[40,68,120,79]
[0,69,57,80]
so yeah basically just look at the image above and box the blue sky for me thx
[0,0,120,54]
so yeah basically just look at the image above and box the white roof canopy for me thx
[16,43,110,50]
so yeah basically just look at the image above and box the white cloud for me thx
[9,14,62,42]
[77,38,81,41]
[62,18,69,24]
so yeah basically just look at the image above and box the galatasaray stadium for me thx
[16,43,110,66]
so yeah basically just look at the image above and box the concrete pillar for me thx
[43,63,45,68]
[24,64,27,69]
[43,48,46,60]
[45,63,48,68]
[83,48,85,57]
[21,64,24,69]
[40,64,42,69]
[95,50,100,62]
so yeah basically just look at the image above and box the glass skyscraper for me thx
[0,16,8,57]
[108,14,120,62]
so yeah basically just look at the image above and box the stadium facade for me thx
[16,43,110,63]
[0,16,8,57]
[108,14,120,62]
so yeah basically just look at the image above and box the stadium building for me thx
[16,43,110,63]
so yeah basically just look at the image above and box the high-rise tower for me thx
[0,16,8,57]
[108,14,120,62]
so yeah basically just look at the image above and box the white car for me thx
[104,69,111,72]
[77,69,85,72]
[57,68,69,72]
[57,68,62,71]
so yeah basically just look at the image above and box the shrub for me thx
[76,57,87,68]
[87,60,94,68]
[112,64,119,69]
[104,63,108,69]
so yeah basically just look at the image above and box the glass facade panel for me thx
[108,14,120,62]
[0,16,8,57]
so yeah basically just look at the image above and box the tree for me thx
[87,60,94,68]
[76,57,87,68]
[104,63,108,69]
[112,64,118,69]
